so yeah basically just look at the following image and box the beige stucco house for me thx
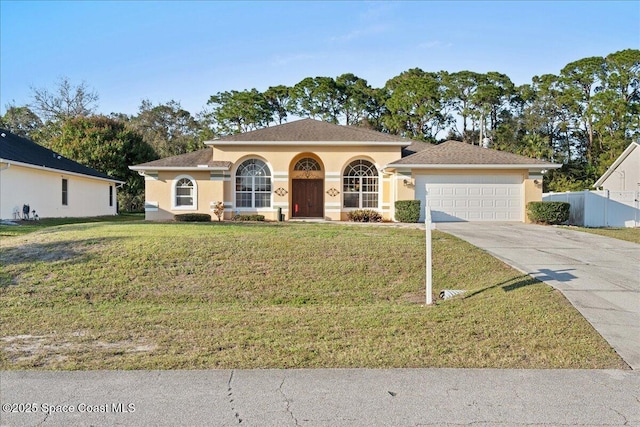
[0,129,122,220]
[130,119,559,223]
[593,141,640,192]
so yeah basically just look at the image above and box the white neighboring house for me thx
[593,141,640,192]
[0,129,123,220]
[544,141,640,227]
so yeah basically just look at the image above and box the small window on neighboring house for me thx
[109,185,114,207]
[62,178,68,206]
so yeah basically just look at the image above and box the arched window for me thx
[173,176,197,209]
[343,160,379,208]
[236,159,272,208]
[294,158,321,172]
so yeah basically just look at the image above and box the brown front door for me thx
[292,179,323,217]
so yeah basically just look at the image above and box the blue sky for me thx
[1,1,638,117]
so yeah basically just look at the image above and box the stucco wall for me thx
[142,170,223,221]
[142,144,403,221]
[138,144,549,223]
[214,144,400,220]
[523,173,544,223]
[0,163,117,220]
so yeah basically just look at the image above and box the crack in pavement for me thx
[226,370,242,424]
[277,376,299,426]
[610,407,630,426]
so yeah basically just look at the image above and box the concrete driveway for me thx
[436,222,640,370]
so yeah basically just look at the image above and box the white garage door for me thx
[415,174,523,222]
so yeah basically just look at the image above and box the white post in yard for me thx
[425,186,433,305]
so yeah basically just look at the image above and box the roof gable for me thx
[593,141,640,188]
[389,140,558,168]
[208,118,409,143]
[0,129,120,182]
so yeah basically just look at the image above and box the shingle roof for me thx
[130,148,231,169]
[401,140,431,157]
[389,140,556,166]
[212,118,410,143]
[0,128,121,181]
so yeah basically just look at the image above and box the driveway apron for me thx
[436,222,640,370]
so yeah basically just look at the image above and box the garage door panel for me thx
[467,211,483,220]
[415,174,523,222]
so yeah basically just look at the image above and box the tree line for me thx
[1,49,638,210]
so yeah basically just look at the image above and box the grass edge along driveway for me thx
[0,221,627,370]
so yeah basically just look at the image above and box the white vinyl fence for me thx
[543,190,640,228]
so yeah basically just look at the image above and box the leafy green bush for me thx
[347,209,382,222]
[527,201,570,225]
[231,214,265,221]
[174,213,211,222]
[395,200,421,223]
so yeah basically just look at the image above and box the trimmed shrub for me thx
[347,209,382,222]
[527,201,570,225]
[231,214,265,222]
[174,213,211,222]
[395,200,421,223]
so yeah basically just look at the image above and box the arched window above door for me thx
[294,158,321,172]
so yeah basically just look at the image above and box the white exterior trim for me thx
[130,166,229,172]
[386,163,560,171]
[206,140,407,147]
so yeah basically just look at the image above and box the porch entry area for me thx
[290,156,325,218]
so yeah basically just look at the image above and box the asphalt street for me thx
[1,369,639,426]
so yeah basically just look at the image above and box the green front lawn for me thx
[0,213,144,237]
[565,226,640,244]
[0,222,625,370]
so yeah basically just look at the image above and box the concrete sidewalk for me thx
[437,222,640,370]
[1,369,639,426]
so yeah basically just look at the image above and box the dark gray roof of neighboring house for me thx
[389,140,556,166]
[212,118,410,143]
[130,148,232,169]
[0,128,120,181]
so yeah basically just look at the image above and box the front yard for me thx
[565,226,640,244]
[0,221,626,370]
